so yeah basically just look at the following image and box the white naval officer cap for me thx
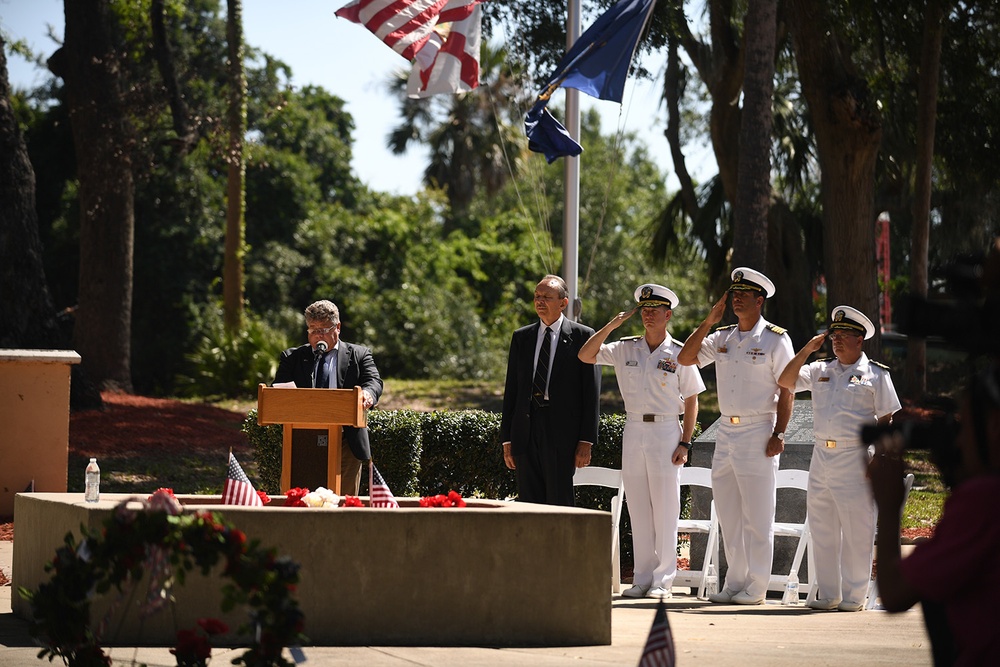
[729,267,776,298]
[829,305,876,340]
[634,284,679,309]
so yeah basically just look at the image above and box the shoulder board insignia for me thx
[620,335,643,341]
[715,324,737,331]
[871,360,891,370]
[765,324,787,335]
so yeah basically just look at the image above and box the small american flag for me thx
[638,598,676,667]
[369,463,399,508]
[222,452,264,506]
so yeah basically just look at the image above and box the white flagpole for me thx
[564,0,581,321]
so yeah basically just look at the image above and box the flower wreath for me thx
[20,489,306,667]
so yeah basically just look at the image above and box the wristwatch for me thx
[678,441,692,450]
[772,431,785,441]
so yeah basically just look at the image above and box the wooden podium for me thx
[256,384,366,494]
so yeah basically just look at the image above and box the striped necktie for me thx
[532,326,553,407]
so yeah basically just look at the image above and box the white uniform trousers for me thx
[622,418,682,590]
[807,442,876,604]
[712,420,778,598]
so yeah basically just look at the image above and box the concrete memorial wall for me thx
[13,493,612,647]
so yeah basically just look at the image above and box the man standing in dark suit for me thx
[501,275,601,506]
[274,299,383,495]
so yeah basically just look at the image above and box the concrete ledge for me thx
[13,493,611,647]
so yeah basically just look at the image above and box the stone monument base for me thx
[13,493,611,646]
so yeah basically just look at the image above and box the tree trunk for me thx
[224,0,247,332]
[50,0,135,391]
[789,0,882,351]
[732,0,777,270]
[0,35,62,349]
[907,0,947,399]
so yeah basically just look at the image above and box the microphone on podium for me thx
[315,340,329,356]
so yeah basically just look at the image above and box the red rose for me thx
[256,490,272,504]
[197,617,229,636]
[284,487,309,507]
[343,496,363,507]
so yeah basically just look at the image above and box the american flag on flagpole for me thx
[638,598,676,667]
[222,451,264,506]
[369,463,400,508]
[335,0,482,97]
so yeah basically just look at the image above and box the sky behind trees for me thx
[2,0,693,195]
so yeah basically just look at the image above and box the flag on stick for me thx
[335,0,483,97]
[222,451,264,506]
[525,0,657,162]
[369,463,400,508]
[638,598,676,667]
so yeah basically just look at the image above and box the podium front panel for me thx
[290,428,336,490]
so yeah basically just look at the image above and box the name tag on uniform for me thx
[718,346,727,353]
[818,376,830,383]
[626,360,638,366]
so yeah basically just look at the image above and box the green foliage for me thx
[416,411,510,499]
[242,409,284,494]
[364,410,423,497]
[178,307,286,399]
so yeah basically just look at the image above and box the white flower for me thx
[302,486,341,507]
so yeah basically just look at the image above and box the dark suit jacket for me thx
[273,341,383,461]
[500,318,600,461]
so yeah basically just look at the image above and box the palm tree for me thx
[387,43,529,234]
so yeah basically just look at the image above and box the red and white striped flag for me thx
[222,452,264,506]
[638,598,676,667]
[335,0,482,97]
[369,463,400,508]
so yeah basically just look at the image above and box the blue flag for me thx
[525,0,657,162]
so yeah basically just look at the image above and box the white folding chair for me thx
[768,468,816,602]
[574,466,626,593]
[865,473,916,610]
[674,466,720,599]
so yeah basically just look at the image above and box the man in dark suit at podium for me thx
[501,275,600,506]
[274,299,383,495]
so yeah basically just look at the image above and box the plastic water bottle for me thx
[85,458,101,503]
[706,563,719,596]
[782,570,800,605]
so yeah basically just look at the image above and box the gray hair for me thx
[304,300,340,324]
[539,274,568,299]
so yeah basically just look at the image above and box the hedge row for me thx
[242,409,701,571]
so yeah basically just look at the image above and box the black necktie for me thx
[315,352,329,388]
[532,327,552,407]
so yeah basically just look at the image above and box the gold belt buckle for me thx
[825,440,837,448]
[729,416,741,425]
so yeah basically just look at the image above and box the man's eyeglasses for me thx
[307,325,337,335]
[828,330,861,340]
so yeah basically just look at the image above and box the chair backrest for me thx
[573,465,624,492]
[775,468,809,492]
[679,465,713,490]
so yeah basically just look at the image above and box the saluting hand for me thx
[804,332,827,354]
[705,293,728,326]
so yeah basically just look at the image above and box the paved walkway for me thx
[0,541,931,666]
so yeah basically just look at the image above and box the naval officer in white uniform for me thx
[778,305,900,611]
[678,267,795,605]
[579,284,705,598]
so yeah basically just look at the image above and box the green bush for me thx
[178,307,286,399]
[416,411,511,499]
